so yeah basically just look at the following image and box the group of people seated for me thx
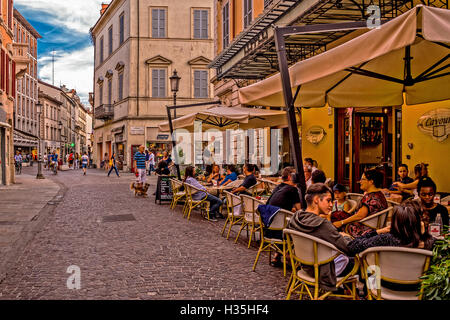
[262,160,448,296]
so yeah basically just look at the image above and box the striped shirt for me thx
[134,152,147,169]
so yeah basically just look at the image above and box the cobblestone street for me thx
[0,166,287,300]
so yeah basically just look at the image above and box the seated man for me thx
[220,165,238,186]
[311,169,326,184]
[265,166,302,266]
[287,183,354,292]
[384,163,415,200]
[231,163,257,195]
[417,177,449,231]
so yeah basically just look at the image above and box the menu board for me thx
[155,175,174,204]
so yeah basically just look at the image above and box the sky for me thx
[14,0,111,107]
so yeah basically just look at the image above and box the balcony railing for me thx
[11,43,30,78]
[94,104,114,120]
[264,0,274,8]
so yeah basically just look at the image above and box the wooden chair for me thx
[235,195,265,248]
[222,191,244,240]
[169,178,185,211]
[252,208,291,277]
[345,206,393,235]
[183,183,210,221]
[284,229,360,300]
[359,246,433,300]
[249,182,265,197]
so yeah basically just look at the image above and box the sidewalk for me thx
[0,171,62,281]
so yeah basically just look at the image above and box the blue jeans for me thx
[206,194,223,217]
[148,163,154,175]
[108,165,119,177]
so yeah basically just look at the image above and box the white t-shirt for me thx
[81,155,89,165]
[149,153,155,165]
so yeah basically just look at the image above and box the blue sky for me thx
[14,0,109,107]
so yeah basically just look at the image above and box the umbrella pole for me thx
[274,26,307,209]
[166,105,182,181]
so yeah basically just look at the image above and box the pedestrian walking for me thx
[74,152,79,170]
[104,152,109,171]
[148,149,155,175]
[43,153,48,169]
[134,145,147,184]
[68,152,74,168]
[107,152,120,177]
[81,152,89,176]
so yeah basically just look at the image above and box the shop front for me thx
[112,125,125,171]
[146,127,171,164]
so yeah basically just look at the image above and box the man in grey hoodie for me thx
[287,183,354,292]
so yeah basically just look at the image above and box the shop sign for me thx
[115,134,124,142]
[306,126,326,144]
[417,108,450,142]
[130,126,144,135]
[156,134,169,140]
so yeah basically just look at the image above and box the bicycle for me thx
[15,162,22,175]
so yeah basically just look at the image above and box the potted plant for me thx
[420,228,450,300]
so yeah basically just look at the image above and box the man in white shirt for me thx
[148,150,155,175]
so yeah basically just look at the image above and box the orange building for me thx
[0,0,31,185]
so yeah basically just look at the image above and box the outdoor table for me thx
[385,193,403,204]
[205,185,234,198]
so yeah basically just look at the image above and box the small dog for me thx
[130,182,150,197]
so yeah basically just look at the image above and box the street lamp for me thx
[36,102,44,179]
[58,121,63,163]
[169,69,181,119]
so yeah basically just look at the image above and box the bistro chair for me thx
[222,191,244,240]
[345,206,393,235]
[347,199,358,214]
[259,178,278,195]
[235,195,265,248]
[183,183,210,221]
[249,182,266,197]
[347,193,364,203]
[283,229,360,300]
[358,246,433,300]
[252,208,291,277]
[169,178,185,211]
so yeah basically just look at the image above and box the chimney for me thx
[100,3,109,15]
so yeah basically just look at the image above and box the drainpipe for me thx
[136,0,140,117]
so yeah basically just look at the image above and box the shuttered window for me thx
[152,69,166,98]
[108,26,113,55]
[222,3,229,48]
[119,13,125,45]
[152,9,166,38]
[99,84,103,105]
[99,37,104,64]
[118,73,124,101]
[108,79,112,104]
[194,70,208,98]
[193,10,208,39]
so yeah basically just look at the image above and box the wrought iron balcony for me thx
[264,0,274,8]
[94,104,114,120]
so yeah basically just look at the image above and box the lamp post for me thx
[36,102,44,179]
[58,121,63,165]
[169,69,181,119]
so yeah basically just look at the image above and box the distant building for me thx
[90,0,215,171]
[13,8,42,156]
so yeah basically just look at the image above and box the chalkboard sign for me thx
[155,175,174,204]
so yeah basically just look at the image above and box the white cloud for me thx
[39,46,94,107]
[15,0,108,34]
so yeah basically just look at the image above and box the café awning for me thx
[238,5,450,108]
[158,105,287,132]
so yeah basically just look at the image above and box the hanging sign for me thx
[417,108,450,142]
[306,126,326,144]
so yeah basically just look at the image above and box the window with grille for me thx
[193,70,208,98]
[222,2,229,48]
[152,69,166,98]
[244,0,253,29]
[152,8,166,38]
[193,9,208,39]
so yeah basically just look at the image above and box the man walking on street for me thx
[81,152,89,176]
[148,149,155,175]
[134,145,147,185]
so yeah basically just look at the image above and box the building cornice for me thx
[14,9,42,39]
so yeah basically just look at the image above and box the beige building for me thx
[90,0,215,171]
[38,87,62,155]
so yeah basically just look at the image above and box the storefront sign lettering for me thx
[417,108,450,142]
[306,126,326,144]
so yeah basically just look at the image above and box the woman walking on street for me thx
[81,152,89,176]
[107,152,120,177]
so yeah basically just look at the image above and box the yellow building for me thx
[210,0,449,192]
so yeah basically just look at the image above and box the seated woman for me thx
[206,164,223,184]
[184,166,223,222]
[220,165,238,186]
[417,177,449,232]
[332,169,388,238]
[346,201,434,292]
[393,163,429,198]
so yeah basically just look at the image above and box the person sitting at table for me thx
[331,169,388,238]
[184,166,223,222]
[220,165,238,186]
[264,166,302,266]
[304,157,318,173]
[231,163,257,195]
[330,184,352,220]
[417,177,449,231]
[393,163,429,199]
[311,169,326,184]
[206,164,222,184]
[383,164,415,200]
[304,165,313,188]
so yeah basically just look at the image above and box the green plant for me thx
[420,227,450,300]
